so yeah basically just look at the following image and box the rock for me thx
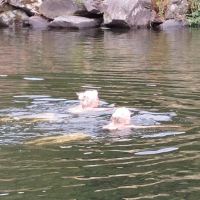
[49,15,102,29]
[39,0,87,20]
[24,15,49,29]
[103,0,154,28]
[2,0,42,16]
[165,0,188,20]
[0,9,28,27]
[83,0,103,14]
[160,19,188,30]
[0,3,12,13]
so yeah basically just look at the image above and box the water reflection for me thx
[0,28,200,199]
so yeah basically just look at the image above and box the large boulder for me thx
[49,15,102,29]
[0,0,41,28]
[103,0,154,28]
[39,0,87,19]
[165,0,188,20]
[83,0,104,14]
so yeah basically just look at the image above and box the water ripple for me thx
[135,147,178,156]
[0,28,200,199]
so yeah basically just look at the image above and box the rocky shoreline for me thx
[0,0,191,31]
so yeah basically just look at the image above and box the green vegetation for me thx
[187,0,200,27]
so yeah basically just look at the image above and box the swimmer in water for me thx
[103,107,179,130]
[77,90,99,109]
[68,90,111,114]
[103,107,132,130]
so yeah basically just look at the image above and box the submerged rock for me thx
[39,0,87,20]
[103,0,154,28]
[49,15,102,29]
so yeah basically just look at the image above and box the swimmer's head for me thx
[103,107,131,130]
[111,107,131,125]
[77,90,99,109]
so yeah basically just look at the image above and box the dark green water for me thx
[0,28,200,200]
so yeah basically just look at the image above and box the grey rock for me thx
[49,15,102,29]
[39,0,86,20]
[83,0,103,14]
[165,0,188,20]
[24,15,49,29]
[0,9,28,27]
[103,0,154,28]
[1,0,42,16]
[0,3,12,13]
[160,19,188,30]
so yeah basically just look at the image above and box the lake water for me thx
[0,27,200,200]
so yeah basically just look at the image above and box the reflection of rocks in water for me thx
[0,116,12,122]
[0,113,66,123]
[13,113,62,122]
[25,133,90,146]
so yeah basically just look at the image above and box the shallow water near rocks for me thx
[0,28,200,199]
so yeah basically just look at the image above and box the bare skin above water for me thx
[68,89,111,114]
[103,107,180,131]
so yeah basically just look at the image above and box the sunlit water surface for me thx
[0,28,200,200]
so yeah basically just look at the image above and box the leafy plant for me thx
[187,0,200,27]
